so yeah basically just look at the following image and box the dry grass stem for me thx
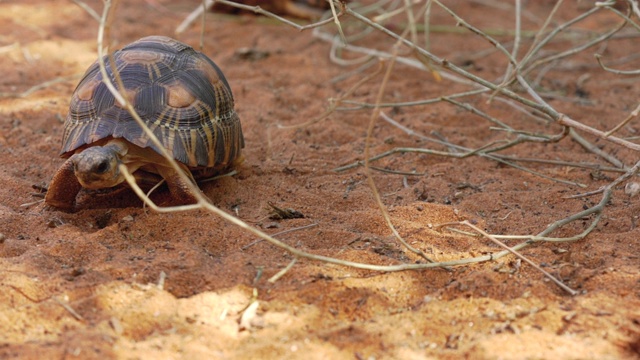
[456,221,578,296]
[0,75,80,98]
[71,0,101,22]
[242,223,319,250]
[268,258,298,283]
[604,104,640,137]
[55,297,84,321]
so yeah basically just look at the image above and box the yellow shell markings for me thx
[198,57,221,84]
[65,77,101,146]
[113,88,138,110]
[119,50,166,81]
[218,113,239,165]
[184,126,200,166]
[119,50,163,65]
[68,86,98,127]
[198,59,231,123]
[170,99,207,167]
[84,52,172,151]
[75,78,100,101]
[166,83,196,108]
[147,67,236,167]
[199,111,217,168]
[99,58,159,148]
[207,68,240,163]
[139,81,199,165]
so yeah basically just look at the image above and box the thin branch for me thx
[362,39,442,264]
[458,221,578,296]
[268,258,298,283]
[0,75,80,98]
[595,53,640,75]
[558,115,640,152]
[71,0,101,22]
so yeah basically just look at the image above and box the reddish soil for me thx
[1,1,639,359]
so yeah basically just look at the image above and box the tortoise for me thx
[45,36,244,210]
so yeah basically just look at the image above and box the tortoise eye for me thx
[95,159,110,174]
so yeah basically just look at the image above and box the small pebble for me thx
[625,182,640,197]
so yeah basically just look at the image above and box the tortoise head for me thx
[71,146,124,189]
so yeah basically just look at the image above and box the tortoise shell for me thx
[61,35,244,170]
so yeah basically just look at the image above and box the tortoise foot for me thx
[45,157,82,211]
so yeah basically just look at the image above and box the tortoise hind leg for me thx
[45,156,83,211]
[155,164,205,205]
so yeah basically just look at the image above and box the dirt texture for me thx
[1,1,639,359]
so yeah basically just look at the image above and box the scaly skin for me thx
[44,157,83,211]
[45,138,202,210]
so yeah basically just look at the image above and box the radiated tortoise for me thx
[45,36,244,210]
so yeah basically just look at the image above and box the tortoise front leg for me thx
[45,156,82,211]
[155,164,204,205]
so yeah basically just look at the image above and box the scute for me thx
[119,50,162,65]
[75,78,99,101]
[60,36,244,171]
[166,81,196,108]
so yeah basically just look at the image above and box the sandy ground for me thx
[1,0,639,359]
